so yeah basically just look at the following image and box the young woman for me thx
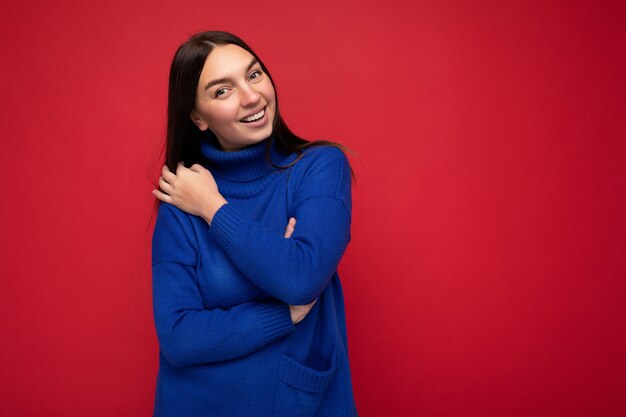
[151,31,358,417]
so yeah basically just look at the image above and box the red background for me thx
[1,1,625,416]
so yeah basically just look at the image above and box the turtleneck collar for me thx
[200,135,294,183]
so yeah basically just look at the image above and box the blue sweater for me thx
[151,135,358,417]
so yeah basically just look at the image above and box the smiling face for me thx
[190,44,276,152]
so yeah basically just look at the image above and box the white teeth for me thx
[242,108,265,122]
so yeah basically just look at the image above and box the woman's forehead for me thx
[201,44,256,79]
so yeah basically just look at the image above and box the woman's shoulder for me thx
[300,143,348,159]
[152,202,198,265]
[288,144,353,210]
[157,201,192,222]
[154,202,199,243]
[295,144,351,173]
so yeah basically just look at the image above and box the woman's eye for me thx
[215,88,228,98]
[249,70,263,81]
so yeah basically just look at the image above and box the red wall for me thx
[1,1,625,416]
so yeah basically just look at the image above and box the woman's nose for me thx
[240,84,261,107]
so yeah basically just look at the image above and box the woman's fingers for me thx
[158,176,173,193]
[189,163,206,173]
[152,188,172,203]
[161,164,177,184]
[289,297,318,324]
[283,223,293,238]
[283,217,296,238]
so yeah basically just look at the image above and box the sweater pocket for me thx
[274,347,338,417]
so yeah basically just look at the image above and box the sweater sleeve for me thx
[152,202,295,367]
[208,146,352,306]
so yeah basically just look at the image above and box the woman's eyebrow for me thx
[204,58,259,91]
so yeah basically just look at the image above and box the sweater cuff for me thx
[209,203,247,252]
[257,301,295,344]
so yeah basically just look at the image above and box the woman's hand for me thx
[283,217,318,324]
[283,217,296,239]
[289,299,318,324]
[153,162,227,225]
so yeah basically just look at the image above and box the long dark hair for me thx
[152,31,355,218]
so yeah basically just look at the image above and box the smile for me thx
[240,107,265,123]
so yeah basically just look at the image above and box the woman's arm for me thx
[155,147,352,306]
[208,198,350,305]
[152,202,298,367]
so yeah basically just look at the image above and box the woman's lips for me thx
[239,107,268,127]
[240,107,266,123]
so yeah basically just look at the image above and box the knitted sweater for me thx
[151,135,358,417]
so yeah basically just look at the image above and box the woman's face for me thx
[191,44,276,152]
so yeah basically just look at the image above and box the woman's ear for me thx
[190,111,209,131]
